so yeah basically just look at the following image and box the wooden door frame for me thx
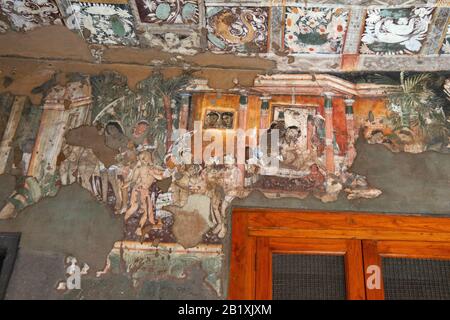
[229,208,450,300]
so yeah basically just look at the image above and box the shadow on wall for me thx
[233,137,450,215]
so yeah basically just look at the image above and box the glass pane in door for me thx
[272,254,346,300]
[382,257,450,300]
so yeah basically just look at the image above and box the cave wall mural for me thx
[0,0,450,300]
[0,69,449,298]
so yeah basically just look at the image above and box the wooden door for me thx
[229,208,450,300]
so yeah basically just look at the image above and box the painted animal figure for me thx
[212,9,256,45]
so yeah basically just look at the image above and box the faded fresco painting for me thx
[58,0,139,46]
[284,7,349,54]
[0,0,63,32]
[134,0,199,25]
[362,72,450,153]
[206,6,269,53]
[360,7,434,55]
[1,70,450,297]
[441,22,450,54]
[1,0,450,300]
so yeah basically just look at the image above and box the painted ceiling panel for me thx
[0,1,449,70]
[57,0,139,46]
[134,0,200,25]
[360,7,434,55]
[206,6,269,53]
[0,0,63,32]
[284,7,349,54]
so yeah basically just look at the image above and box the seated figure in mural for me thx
[124,151,164,236]
[171,164,206,206]
[302,164,326,191]
[280,126,311,171]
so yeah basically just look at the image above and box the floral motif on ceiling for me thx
[0,0,62,32]
[360,7,434,55]
[441,23,450,54]
[206,6,269,53]
[61,1,138,46]
[284,7,348,54]
[134,0,199,25]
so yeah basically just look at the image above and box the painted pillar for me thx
[345,98,356,166]
[237,93,248,187]
[259,96,271,129]
[0,96,26,174]
[306,115,314,152]
[324,93,335,174]
[27,81,92,179]
[179,93,191,130]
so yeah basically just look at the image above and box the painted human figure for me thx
[304,164,326,191]
[204,112,220,129]
[217,155,247,238]
[59,144,80,186]
[116,141,138,214]
[220,112,234,129]
[101,122,128,211]
[280,126,311,171]
[170,164,205,206]
[124,151,164,235]
[131,120,154,150]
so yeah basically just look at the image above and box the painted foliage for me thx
[284,7,348,54]
[206,6,269,53]
[59,1,138,46]
[1,71,450,298]
[441,22,450,54]
[0,0,62,32]
[360,7,434,55]
[362,72,450,153]
[134,0,199,24]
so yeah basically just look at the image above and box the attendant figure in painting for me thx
[204,112,220,129]
[124,151,164,236]
[132,120,155,151]
[311,114,326,157]
[217,155,247,238]
[303,164,326,191]
[117,141,138,214]
[101,122,128,211]
[171,164,206,206]
[220,112,234,129]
